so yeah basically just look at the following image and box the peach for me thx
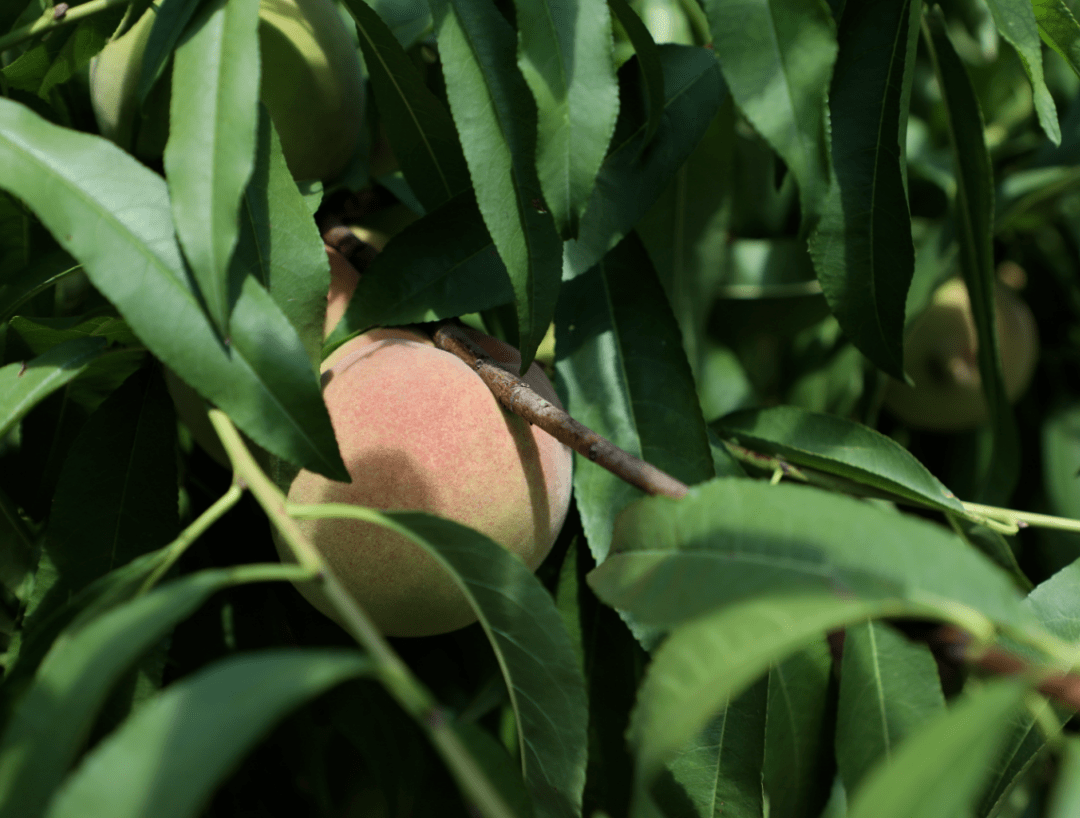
[884,276,1038,431]
[90,0,364,181]
[277,326,573,636]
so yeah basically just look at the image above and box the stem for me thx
[961,501,1080,534]
[205,410,519,818]
[0,0,133,53]
[137,482,245,595]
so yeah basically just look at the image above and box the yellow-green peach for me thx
[884,277,1038,431]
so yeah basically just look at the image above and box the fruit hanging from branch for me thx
[276,325,574,637]
[89,0,364,181]
[883,268,1038,431]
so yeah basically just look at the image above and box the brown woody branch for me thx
[931,626,1080,711]
[431,321,690,500]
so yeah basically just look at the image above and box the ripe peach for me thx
[277,326,573,636]
[884,276,1038,431]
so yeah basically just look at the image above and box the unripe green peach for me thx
[89,0,363,181]
[276,326,573,637]
[884,276,1038,431]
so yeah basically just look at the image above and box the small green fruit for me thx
[90,0,364,181]
[884,277,1038,431]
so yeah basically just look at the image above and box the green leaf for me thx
[31,367,177,626]
[922,10,1019,504]
[984,0,1060,145]
[607,0,665,150]
[845,678,1030,818]
[10,315,140,352]
[809,0,918,380]
[976,560,1080,815]
[835,621,945,793]
[715,405,966,514]
[762,641,834,818]
[703,0,836,221]
[555,233,716,566]
[1025,558,1080,642]
[288,505,588,818]
[1049,736,1080,818]
[431,0,563,369]
[0,336,106,441]
[340,0,470,211]
[137,0,205,103]
[2,15,117,99]
[512,0,619,238]
[0,564,308,818]
[1034,0,1080,81]
[564,44,726,277]
[636,103,736,383]
[627,594,888,790]
[43,649,373,818]
[1,545,183,702]
[326,191,514,349]
[659,681,766,818]
[588,478,1033,631]
[0,98,347,480]
[1042,404,1080,521]
[234,105,329,367]
[165,0,261,336]
[0,250,76,324]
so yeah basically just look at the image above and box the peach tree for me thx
[4,0,1080,816]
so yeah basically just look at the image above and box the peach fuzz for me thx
[278,326,573,637]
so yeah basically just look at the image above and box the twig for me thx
[321,218,378,274]
[432,321,691,500]
[0,0,131,52]
[932,626,1080,712]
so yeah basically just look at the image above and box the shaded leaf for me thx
[627,594,888,792]
[325,191,514,349]
[341,0,470,211]
[809,0,918,380]
[1,544,185,702]
[0,564,309,818]
[703,0,836,220]
[922,9,1019,504]
[0,336,106,441]
[607,0,665,149]
[1048,736,1080,818]
[44,650,373,818]
[763,641,833,818]
[845,678,1030,818]
[835,621,945,793]
[564,44,726,277]
[660,680,766,818]
[32,366,177,625]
